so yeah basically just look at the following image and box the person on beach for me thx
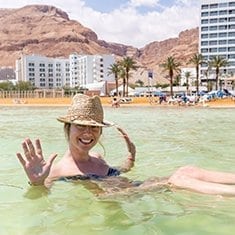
[111,97,120,108]
[17,94,235,196]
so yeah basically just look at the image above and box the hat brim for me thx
[57,116,113,127]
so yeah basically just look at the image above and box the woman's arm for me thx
[115,126,136,173]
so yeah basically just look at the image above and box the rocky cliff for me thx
[0,5,198,84]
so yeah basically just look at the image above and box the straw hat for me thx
[57,94,112,127]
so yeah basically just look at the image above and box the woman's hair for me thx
[64,123,71,141]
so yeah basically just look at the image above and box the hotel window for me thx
[201,19,208,24]
[201,33,209,38]
[201,26,208,31]
[201,48,208,53]
[229,9,235,14]
[229,24,235,29]
[229,39,235,44]
[209,33,217,38]
[229,2,235,7]
[219,40,227,45]
[219,3,227,8]
[210,11,218,16]
[219,17,227,22]
[210,18,218,23]
[219,10,227,15]
[219,47,227,52]
[219,32,227,37]
[201,12,209,17]
[202,5,208,10]
[229,17,235,22]
[228,47,235,51]
[201,41,208,46]
[228,32,235,37]
[219,25,227,30]
[210,4,218,9]
[209,48,217,53]
[209,26,217,31]
[209,40,217,45]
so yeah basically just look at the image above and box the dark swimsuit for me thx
[58,168,170,191]
[58,167,121,182]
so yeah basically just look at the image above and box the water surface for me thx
[0,106,235,235]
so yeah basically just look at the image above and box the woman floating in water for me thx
[16,94,235,196]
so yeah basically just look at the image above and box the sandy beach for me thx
[0,96,234,108]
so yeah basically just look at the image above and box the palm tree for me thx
[184,71,191,95]
[108,63,121,96]
[188,53,204,94]
[160,56,181,97]
[209,56,229,90]
[119,66,126,97]
[120,57,138,97]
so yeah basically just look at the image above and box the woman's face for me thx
[69,124,102,151]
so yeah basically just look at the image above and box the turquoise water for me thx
[0,106,235,235]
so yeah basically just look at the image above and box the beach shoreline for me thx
[0,97,235,108]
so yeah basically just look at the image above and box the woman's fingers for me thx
[35,139,43,159]
[20,138,44,162]
[25,138,36,157]
[16,152,26,166]
[22,141,32,161]
[46,153,58,167]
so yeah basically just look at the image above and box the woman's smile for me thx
[79,138,94,145]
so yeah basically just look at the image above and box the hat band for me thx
[69,115,103,123]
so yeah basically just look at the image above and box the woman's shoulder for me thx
[90,152,104,159]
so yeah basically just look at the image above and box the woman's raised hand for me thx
[116,126,136,161]
[16,138,57,186]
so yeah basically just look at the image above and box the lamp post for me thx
[148,70,154,103]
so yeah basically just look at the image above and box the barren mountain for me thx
[0,4,198,84]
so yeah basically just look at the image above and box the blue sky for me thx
[0,0,200,48]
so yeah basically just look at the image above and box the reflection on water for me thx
[0,106,235,235]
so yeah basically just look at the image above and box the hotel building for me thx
[16,54,70,89]
[69,53,115,88]
[16,53,115,89]
[200,0,235,89]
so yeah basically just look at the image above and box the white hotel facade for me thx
[16,53,115,89]
[200,0,235,89]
